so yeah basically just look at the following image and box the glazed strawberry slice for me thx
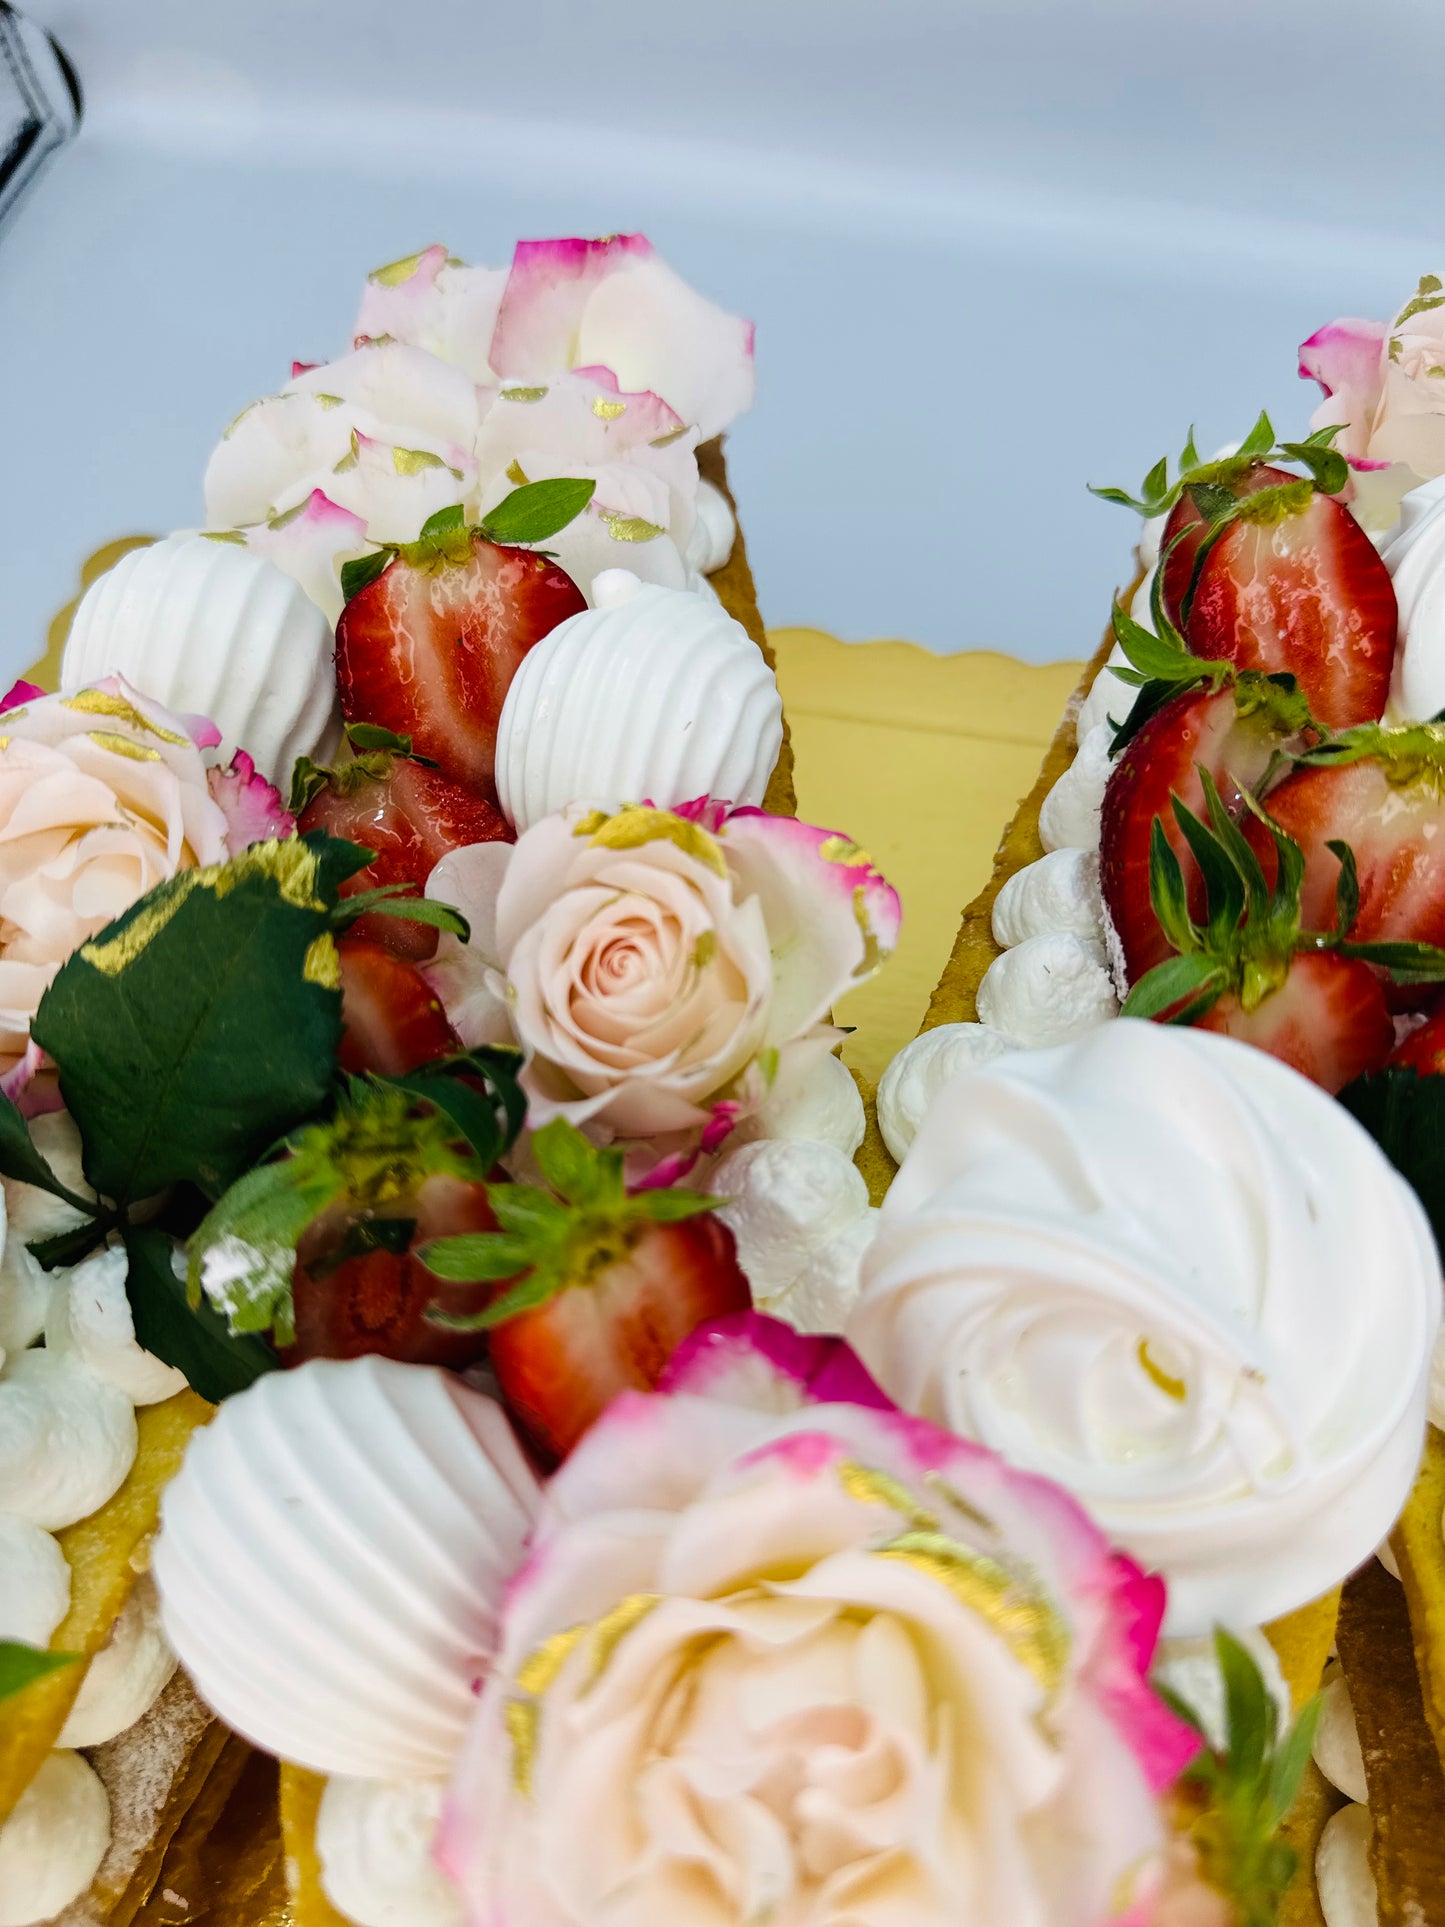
[336,937,460,1077]
[1182,481,1396,730]
[1123,771,1445,1093]
[335,493,591,791]
[1241,727,1445,991]
[296,725,511,960]
[1100,663,1315,986]
[420,1119,751,1462]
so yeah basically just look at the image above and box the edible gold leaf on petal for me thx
[515,1622,588,1697]
[581,805,728,878]
[592,397,626,420]
[650,425,690,448]
[586,1593,661,1688]
[505,459,530,487]
[303,933,340,990]
[850,884,884,980]
[501,386,549,404]
[368,249,429,288]
[64,689,190,746]
[877,1531,1071,1698]
[80,840,328,978]
[837,1459,937,1534]
[601,512,666,544]
[818,835,875,871]
[87,731,161,763]
[1137,1338,1187,1402]
[504,1698,539,1798]
[392,446,448,476]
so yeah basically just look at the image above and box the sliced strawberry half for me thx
[1123,770,1445,1093]
[419,1118,751,1463]
[334,491,592,791]
[336,937,460,1078]
[296,725,511,960]
[1182,481,1396,730]
[1242,726,1445,995]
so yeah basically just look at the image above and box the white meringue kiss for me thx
[0,1350,137,1530]
[849,1021,1441,1633]
[153,1355,541,1779]
[46,1245,187,1406]
[494,570,782,833]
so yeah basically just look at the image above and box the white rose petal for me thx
[317,1776,462,1927]
[46,1245,187,1406]
[0,1751,110,1927]
[59,1576,177,1749]
[975,931,1119,1047]
[876,1022,1016,1166]
[0,1350,137,1529]
[1312,1665,1369,1806]
[0,1515,70,1646]
[991,848,1105,950]
[710,1138,870,1303]
[1316,1804,1378,1927]
[1039,723,1113,852]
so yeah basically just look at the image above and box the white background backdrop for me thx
[2,0,1439,673]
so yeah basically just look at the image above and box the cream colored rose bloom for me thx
[437,1317,1196,1927]
[0,679,229,1067]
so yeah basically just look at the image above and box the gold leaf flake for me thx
[368,248,430,287]
[64,689,190,746]
[501,386,549,404]
[592,397,626,420]
[601,512,666,544]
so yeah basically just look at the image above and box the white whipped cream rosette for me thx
[849,1020,1441,1634]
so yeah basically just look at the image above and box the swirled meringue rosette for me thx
[849,1021,1441,1636]
[434,1313,1197,1927]
[423,799,899,1155]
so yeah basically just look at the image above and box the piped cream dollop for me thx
[849,1020,1440,1633]
[493,569,782,832]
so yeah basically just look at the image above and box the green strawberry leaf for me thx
[1339,1065,1445,1251]
[480,477,597,547]
[339,547,394,604]
[0,1642,80,1703]
[125,1222,278,1402]
[33,834,367,1205]
[0,1092,97,1213]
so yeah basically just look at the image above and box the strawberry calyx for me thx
[419,1118,722,1331]
[187,1049,527,1344]
[1106,598,1318,756]
[1089,413,1346,521]
[337,478,598,604]
[1295,719,1445,794]
[289,722,439,815]
[1123,769,1445,1025]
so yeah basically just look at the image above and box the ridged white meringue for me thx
[494,568,782,832]
[46,1245,187,1407]
[153,1355,542,1779]
[61,534,340,788]
[0,1750,110,1927]
[0,1514,69,1646]
[58,1576,177,1750]
[0,1350,137,1530]
[317,1776,462,1927]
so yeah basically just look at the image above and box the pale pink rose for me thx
[423,800,900,1149]
[438,1313,1197,1927]
[1300,275,1445,527]
[0,678,229,1067]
